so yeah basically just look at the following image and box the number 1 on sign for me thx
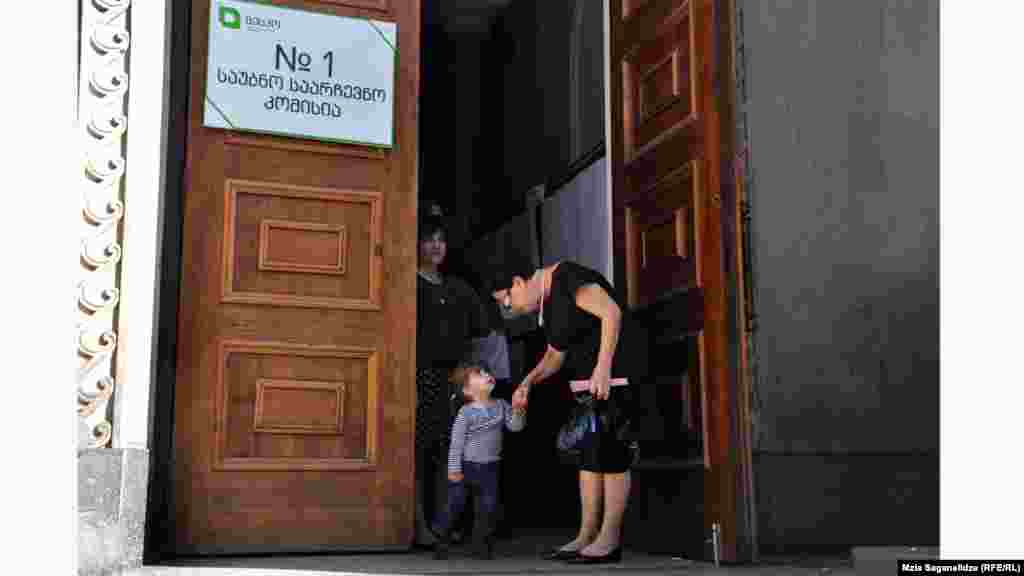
[323,51,333,78]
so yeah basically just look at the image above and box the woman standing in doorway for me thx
[494,261,646,565]
[414,207,489,547]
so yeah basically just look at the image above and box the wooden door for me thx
[173,0,419,554]
[606,0,753,562]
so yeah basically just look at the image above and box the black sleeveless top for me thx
[541,262,648,381]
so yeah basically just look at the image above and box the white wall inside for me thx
[541,156,613,283]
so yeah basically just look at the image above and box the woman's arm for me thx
[521,345,565,389]
[513,345,565,408]
[574,284,622,399]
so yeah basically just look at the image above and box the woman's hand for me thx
[448,471,464,483]
[589,365,611,400]
[511,383,530,410]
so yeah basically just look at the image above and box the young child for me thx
[434,363,526,560]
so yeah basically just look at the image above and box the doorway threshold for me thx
[125,553,860,576]
[160,550,698,575]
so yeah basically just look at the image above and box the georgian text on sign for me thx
[204,0,397,148]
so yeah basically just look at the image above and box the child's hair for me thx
[449,363,494,392]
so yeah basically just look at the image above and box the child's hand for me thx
[512,384,530,410]
[448,471,464,483]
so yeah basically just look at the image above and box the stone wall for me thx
[76,0,166,572]
[78,449,149,575]
[738,0,940,551]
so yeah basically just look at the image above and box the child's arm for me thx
[447,408,469,481]
[502,399,526,432]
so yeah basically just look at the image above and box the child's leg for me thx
[470,462,500,557]
[452,492,470,543]
[435,476,468,533]
[433,474,468,559]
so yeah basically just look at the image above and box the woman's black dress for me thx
[416,273,489,465]
[541,262,649,473]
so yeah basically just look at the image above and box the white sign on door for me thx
[204,0,397,148]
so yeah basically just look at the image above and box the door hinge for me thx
[375,244,384,257]
[704,522,721,567]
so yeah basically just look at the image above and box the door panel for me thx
[624,159,700,306]
[618,0,702,310]
[173,0,419,554]
[214,340,377,471]
[221,180,383,310]
[608,0,749,562]
[622,2,695,161]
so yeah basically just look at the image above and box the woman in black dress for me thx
[415,212,489,546]
[494,261,646,565]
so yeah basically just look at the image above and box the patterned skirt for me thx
[416,367,452,466]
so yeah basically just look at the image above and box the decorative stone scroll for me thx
[77,0,131,449]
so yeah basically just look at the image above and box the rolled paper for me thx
[569,378,629,393]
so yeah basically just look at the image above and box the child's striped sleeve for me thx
[447,408,468,475]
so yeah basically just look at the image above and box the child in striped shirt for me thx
[434,363,526,560]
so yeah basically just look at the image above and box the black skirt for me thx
[575,386,636,474]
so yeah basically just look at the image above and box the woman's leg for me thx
[580,471,631,555]
[414,447,439,545]
[560,470,603,551]
[415,368,447,545]
[433,448,449,531]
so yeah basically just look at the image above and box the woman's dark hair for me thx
[492,263,535,294]
[418,214,447,243]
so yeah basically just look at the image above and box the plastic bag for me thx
[556,391,641,466]
[556,395,599,458]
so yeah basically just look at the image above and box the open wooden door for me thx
[606,0,754,562]
[172,0,419,554]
